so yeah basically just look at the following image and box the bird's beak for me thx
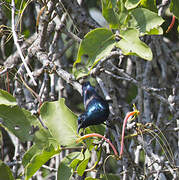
[77,124,82,134]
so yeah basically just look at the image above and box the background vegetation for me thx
[0,0,178,179]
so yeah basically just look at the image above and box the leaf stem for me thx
[120,107,140,157]
[76,133,119,158]
[166,15,175,33]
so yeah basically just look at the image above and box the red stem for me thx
[166,15,175,33]
[77,133,119,157]
[120,111,136,157]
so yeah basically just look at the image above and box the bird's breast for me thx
[86,100,109,118]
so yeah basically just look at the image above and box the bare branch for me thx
[11,0,37,86]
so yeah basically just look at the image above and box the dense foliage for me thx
[0,0,178,179]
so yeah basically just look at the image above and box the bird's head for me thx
[82,81,92,97]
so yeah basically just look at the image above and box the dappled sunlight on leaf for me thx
[40,98,78,146]
[116,28,153,60]
[0,89,17,106]
[73,28,116,79]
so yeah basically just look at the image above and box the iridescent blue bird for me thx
[77,82,109,133]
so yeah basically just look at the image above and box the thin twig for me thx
[108,62,175,113]
[11,0,37,86]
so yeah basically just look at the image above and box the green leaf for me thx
[24,145,60,180]
[0,94,57,147]
[70,159,81,171]
[33,126,56,148]
[130,7,164,34]
[22,144,41,167]
[101,0,119,28]
[73,28,116,78]
[140,0,157,12]
[147,27,163,35]
[73,67,89,80]
[116,28,153,60]
[70,152,84,170]
[40,98,78,146]
[101,173,121,180]
[57,152,81,180]
[89,124,106,135]
[23,137,59,169]
[0,89,17,106]
[170,0,179,19]
[77,159,89,176]
[117,0,129,27]
[101,0,128,28]
[0,160,15,180]
[125,0,141,10]
[85,178,100,180]
[0,105,39,142]
[77,149,90,176]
